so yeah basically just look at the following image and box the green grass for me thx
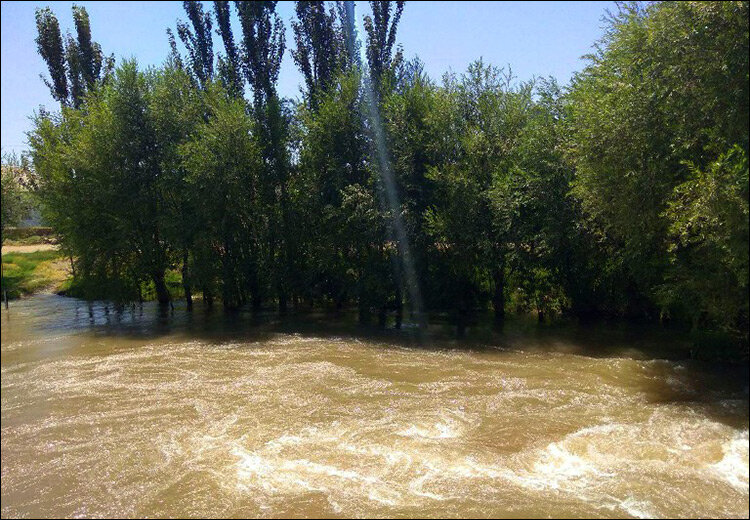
[1,250,68,299]
[2,250,187,303]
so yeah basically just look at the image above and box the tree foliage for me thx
[27,1,749,356]
[35,5,112,108]
[291,1,349,109]
[175,1,215,89]
[1,154,32,244]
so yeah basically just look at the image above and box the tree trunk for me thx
[395,285,403,330]
[249,264,261,311]
[378,306,387,328]
[357,265,370,324]
[203,286,214,308]
[182,249,193,311]
[252,294,262,313]
[456,306,467,338]
[152,270,170,306]
[492,260,505,328]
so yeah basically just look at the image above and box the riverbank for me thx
[1,249,69,299]
[2,243,59,254]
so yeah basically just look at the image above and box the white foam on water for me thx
[264,433,304,451]
[408,479,446,501]
[711,429,749,492]
[233,444,384,496]
[618,496,659,519]
[398,421,461,439]
[513,442,609,491]
[397,410,469,440]
[367,488,401,506]
[503,424,621,492]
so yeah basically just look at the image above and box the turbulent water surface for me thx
[1,295,748,518]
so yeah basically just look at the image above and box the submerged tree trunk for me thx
[492,259,505,328]
[152,270,170,305]
[251,278,262,313]
[378,306,387,328]
[182,249,192,311]
[456,306,467,338]
[358,301,370,324]
[395,285,403,330]
[278,182,291,316]
[358,265,370,324]
[203,285,214,308]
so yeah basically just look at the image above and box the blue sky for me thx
[1,1,615,156]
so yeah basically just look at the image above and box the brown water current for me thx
[2,295,748,518]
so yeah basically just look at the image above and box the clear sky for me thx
[1,1,615,156]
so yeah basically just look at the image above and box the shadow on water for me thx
[3,294,748,428]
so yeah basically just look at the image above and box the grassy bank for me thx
[1,250,70,299]
[2,227,56,246]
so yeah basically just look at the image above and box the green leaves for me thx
[26,1,748,346]
[568,1,749,337]
[1,155,32,244]
[35,5,110,108]
[662,146,749,334]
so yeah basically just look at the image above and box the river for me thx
[1,295,748,518]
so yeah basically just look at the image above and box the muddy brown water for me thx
[1,295,748,518]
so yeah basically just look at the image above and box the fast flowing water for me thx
[1,295,748,518]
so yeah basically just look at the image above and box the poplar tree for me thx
[36,5,111,108]
[235,0,291,312]
[291,1,347,109]
[175,1,215,89]
[213,1,243,97]
[363,0,404,91]
[35,7,68,105]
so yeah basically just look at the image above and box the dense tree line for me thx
[26,1,748,352]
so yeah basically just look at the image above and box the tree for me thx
[296,70,371,313]
[35,5,112,108]
[498,78,575,323]
[150,63,204,309]
[174,1,215,89]
[235,0,291,312]
[35,8,68,105]
[235,0,285,109]
[72,5,106,91]
[363,0,404,92]
[662,146,749,344]
[291,1,348,109]
[425,62,535,331]
[382,62,438,326]
[1,154,32,244]
[30,61,173,304]
[567,1,749,328]
[213,1,244,97]
[180,83,265,309]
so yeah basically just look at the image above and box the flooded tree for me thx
[27,1,749,356]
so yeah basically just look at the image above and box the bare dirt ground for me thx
[2,244,60,254]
